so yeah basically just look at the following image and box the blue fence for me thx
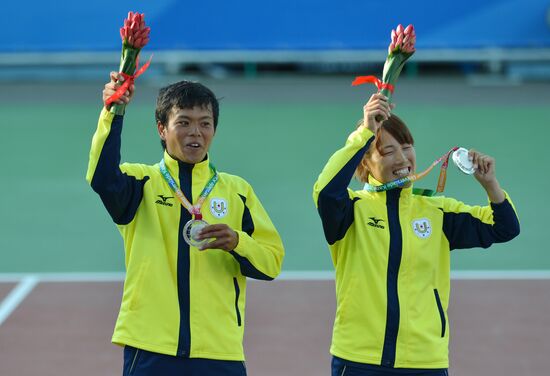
[2,0,550,53]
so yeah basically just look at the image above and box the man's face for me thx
[158,105,215,164]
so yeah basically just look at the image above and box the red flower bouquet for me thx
[353,24,416,105]
[108,11,151,115]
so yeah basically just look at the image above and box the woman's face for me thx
[365,129,416,185]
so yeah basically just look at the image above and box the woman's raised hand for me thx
[362,93,394,133]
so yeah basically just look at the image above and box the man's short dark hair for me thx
[155,81,219,149]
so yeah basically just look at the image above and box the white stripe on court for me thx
[0,270,550,284]
[0,275,39,326]
[280,270,550,281]
[278,271,334,280]
[0,272,125,283]
[451,270,550,280]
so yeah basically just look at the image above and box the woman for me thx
[313,93,520,375]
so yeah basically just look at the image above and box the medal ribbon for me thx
[364,147,458,193]
[159,159,218,220]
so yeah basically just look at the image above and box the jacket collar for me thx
[162,150,212,182]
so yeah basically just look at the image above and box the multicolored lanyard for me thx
[159,159,218,220]
[363,147,458,193]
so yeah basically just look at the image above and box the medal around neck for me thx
[183,219,209,247]
[158,158,219,248]
[452,147,475,175]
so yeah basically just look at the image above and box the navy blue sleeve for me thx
[442,199,520,250]
[317,138,372,245]
[90,115,149,225]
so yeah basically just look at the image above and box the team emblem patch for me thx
[412,218,432,239]
[210,198,228,218]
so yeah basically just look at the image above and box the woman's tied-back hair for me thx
[155,81,220,149]
[355,113,414,183]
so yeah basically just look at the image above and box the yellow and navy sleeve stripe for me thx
[441,192,520,250]
[231,186,284,280]
[313,127,375,244]
[86,109,149,225]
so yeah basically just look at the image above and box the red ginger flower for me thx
[379,23,416,101]
[119,11,150,49]
[352,24,416,117]
[389,24,416,55]
[109,11,152,115]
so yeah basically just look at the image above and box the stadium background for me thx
[1,1,549,375]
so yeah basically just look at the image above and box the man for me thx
[86,72,284,376]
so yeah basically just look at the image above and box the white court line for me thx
[0,272,125,283]
[279,271,334,280]
[451,270,550,280]
[1,270,550,283]
[0,270,548,324]
[0,275,39,326]
[279,270,550,280]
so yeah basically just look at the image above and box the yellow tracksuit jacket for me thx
[86,109,284,360]
[313,126,519,369]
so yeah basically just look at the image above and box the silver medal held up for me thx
[452,147,476,175]
[183,219,210,247]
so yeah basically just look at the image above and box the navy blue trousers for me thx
[332,356,449,376]
[123,346,247,376]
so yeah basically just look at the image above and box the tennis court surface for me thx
[1,77,549,375]
[0,275,549,375]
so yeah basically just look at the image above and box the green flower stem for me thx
[374,49,414,122]
[110,43,141,115]
[380,50,413,103]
